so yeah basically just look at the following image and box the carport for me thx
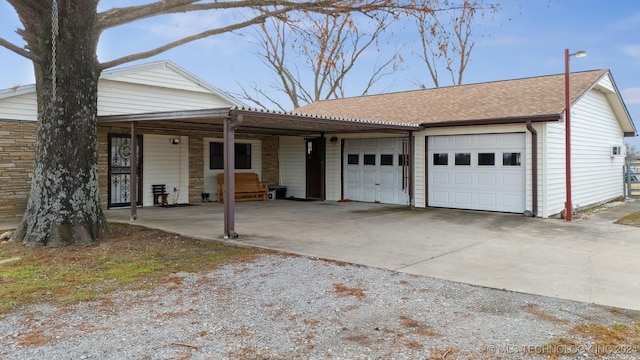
[99,107,419,238]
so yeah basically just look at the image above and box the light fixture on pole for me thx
[564,48,586,221]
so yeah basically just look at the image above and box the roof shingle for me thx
[295,70,608,126]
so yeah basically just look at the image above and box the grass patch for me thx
[0,223,267,314]
[616,211,640,227]
[573,322,640,355]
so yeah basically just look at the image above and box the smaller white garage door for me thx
[428,133,526,213]
[344,138,409,205]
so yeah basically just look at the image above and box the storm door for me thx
[108,134,142,208]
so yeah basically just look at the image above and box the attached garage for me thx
[427,133,526,213]
[343,138,410,205]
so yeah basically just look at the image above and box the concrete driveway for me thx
[106,199,640,310]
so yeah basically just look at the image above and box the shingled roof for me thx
[296,70,609,127]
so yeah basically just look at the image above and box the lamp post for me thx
[564,48,586,221]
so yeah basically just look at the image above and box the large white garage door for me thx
[344,138,409,205]
[428,133,525,213]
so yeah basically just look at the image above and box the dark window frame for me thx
[209,142,252,170]
[478,153,495,166]
[433,153,448,166]
[503,152,522,166]
[455,153,471,166]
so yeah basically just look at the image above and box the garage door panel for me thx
[478,173,497,186]
[346,168,360,182]
[477,193,497,207]
[362,169,377,184]
[345,185,362,201]
[362,186,376,202]
[502,173,524,187]
[428,133,525,213]
[379,169,396,186]
[454,172,472,185]
[432,171,450,185]
[454,135,473,147]
[453,192,472,206]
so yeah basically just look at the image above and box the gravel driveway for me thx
[1,254,639,359]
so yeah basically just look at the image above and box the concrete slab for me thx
[103,199,640,311]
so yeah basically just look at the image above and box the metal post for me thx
[564,48,573,221]
[223,114,243,238]
[130,122,137,221]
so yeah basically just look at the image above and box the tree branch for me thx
[0,37,33,60]
[99,8,290,70]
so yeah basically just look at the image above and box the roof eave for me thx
[420,114,562,128]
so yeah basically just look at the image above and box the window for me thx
[347,154,359,165]
[503,152,521,166]
[478,153,495,166]
[433,153,448,165]
[455,153,471,166]
[209,142,252,169]
[209,142,224,169]
[364,154,376,165]
[381,154,393,166]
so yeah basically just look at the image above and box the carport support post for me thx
[130,122,138,221]
[223,114,243,238]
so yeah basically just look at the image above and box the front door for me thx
[305,137,324,199]
[108,134,143,208]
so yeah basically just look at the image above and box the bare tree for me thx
[0,0,486,247]
[412,0,500,88]
[240,12,401,110]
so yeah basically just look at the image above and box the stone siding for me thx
[0,121,37,219]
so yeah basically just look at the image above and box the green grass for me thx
[616,211,640,227]
[0,223,267,313]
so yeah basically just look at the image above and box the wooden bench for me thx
[216,173,268,202]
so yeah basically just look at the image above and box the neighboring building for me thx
[0,62,635,220]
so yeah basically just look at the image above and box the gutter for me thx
[526,120,538,217]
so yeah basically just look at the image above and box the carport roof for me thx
[98,106,419,135]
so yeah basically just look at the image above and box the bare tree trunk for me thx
[11,1,109,247]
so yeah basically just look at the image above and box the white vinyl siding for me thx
[101,66,213,93]
[142,135,189,206]
[543,121,566,217]
[326,137,342,201]
[279,136,306,199]
[414,134,426,208]
[0,90,37,121]
[98,80,229,116]
[570,89,625,209]
[203,138,262,200]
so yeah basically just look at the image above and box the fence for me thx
[624,162,640,198]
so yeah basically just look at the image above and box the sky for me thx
[1,1,639,146]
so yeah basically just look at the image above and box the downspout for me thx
[526,120,538,217]
[223,114,243,238]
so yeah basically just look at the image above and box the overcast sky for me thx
[1,1,639,145]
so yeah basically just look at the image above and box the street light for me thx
[564,48,586,221]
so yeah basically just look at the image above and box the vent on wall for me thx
[611,145,622,157]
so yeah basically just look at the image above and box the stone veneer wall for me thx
[261,136,280,186]
[0,122,282,219]
[0,121,37,219]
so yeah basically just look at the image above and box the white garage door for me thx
[344,138,409,205]
[428,133,526,213]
